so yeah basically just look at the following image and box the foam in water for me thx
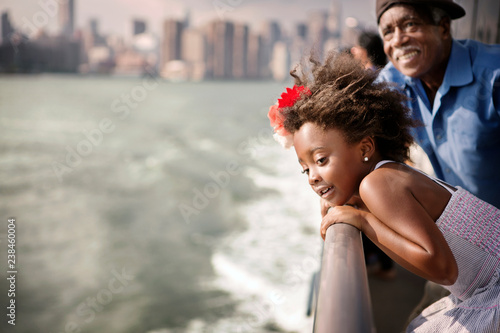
[194,143,323,332]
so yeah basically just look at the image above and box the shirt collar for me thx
[443,39,473,88]
[403,39,473,89]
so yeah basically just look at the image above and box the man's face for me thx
[379,4,450,79]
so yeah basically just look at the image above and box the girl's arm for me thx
[321,169,458,285]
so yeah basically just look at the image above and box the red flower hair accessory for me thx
[268,85,311,149]
[278,85,311,109]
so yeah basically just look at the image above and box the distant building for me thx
[21,34,81,72]
[232,23,248,79]
[0,12,17,72]
[86,45,114,73]
[114,49,148,76]
[161,19,183,70]
[133,20,146,35]
[327,1,341,38]
[181,28,206,80]
[1,11,14,45]
[183,9,191,29]
[307,11,328,59]
[324,0,341,56]
[205,20,234,79]
[341,17,359,48]
[259,21,281,78]
[289,33,307,72]
[59,0,75,38]
[295,23,308,40]
[270,41,290,81]
[261,21,281,46]
[87,19,107,46]
[247,32,263,79]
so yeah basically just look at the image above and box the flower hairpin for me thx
[268,85,311,149]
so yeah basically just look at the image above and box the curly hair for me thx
[283,52,418,163]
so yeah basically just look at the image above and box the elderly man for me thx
[375,1,500,330]
[377,0,500,208]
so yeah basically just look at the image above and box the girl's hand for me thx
[320,198,332,217]
[320,205,366,240]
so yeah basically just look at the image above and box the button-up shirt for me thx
[379,39,500,208]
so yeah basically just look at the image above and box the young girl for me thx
[268,53,500,332]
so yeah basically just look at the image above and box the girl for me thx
[268,53,500,332]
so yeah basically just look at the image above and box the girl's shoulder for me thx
[361,161,415,193]
[360,161,454,221]
[359,161,431,205]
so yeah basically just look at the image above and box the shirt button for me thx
[436,134,443,140]
[445,168,451,173]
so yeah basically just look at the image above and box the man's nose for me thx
[392,27,407,46]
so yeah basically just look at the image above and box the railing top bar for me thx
[313,223,375,333]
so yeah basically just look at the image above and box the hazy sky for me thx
[1,0,378,38]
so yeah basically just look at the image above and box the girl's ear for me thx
[359,136,375,161]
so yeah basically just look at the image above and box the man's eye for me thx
[404,21,418,31]
[317,157,326,164]
[382,31,393,40]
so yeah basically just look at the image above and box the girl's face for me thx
[293,122,369,207]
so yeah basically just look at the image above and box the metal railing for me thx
[313,223,376,333]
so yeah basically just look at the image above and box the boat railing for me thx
[312,223,376,333]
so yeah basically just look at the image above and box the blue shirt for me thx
[379,39,500,208]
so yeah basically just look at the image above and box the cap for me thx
[376,0,466,23]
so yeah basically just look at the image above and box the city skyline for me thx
[1,0,378,39]
[0,0,380,79]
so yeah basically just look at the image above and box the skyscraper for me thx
[232,23,248,79]
[205,20,234,79]
[295,23,308,40]
[182,28,206,80]
[247,32,263,79]
[307,11,328,60]
[161,19,184,71]
[270,41,290,81]
[133,20,147,35]
[59,0,75,38]
[327,1,341,38]
[259,21,281,78]
[1,11,14,45]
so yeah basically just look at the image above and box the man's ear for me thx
[439,16,452,40]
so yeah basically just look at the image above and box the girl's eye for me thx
[316,157,326,165]
[301,169,309,175]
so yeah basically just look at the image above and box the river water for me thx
[0,75,322,333]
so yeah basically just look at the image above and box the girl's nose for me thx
[308,169,321,185]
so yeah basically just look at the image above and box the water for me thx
[0,75,322,333]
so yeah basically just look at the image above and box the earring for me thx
[363,156,369,162]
